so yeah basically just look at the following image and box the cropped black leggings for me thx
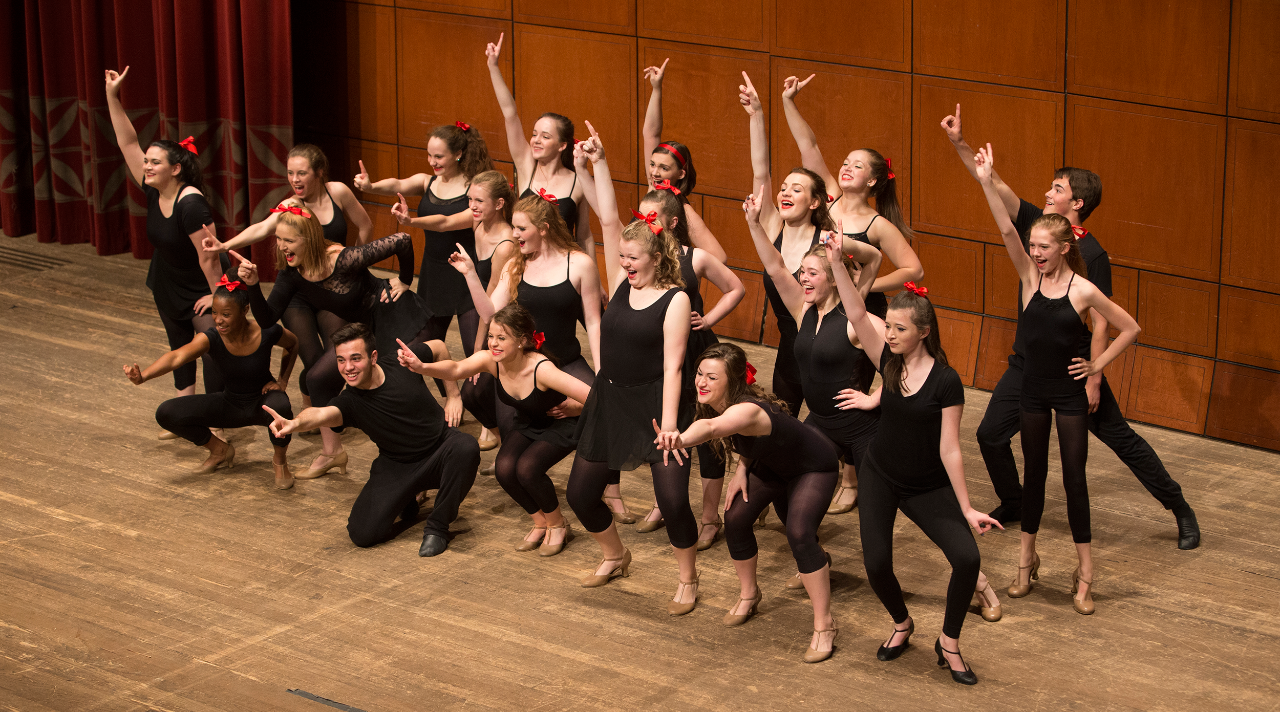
[157,310,224,393]
[279,307,349,407]
[859,462,980,640]
[567,455,697,549]
[494,432,574,515]
[155,390,293,448]
[1021,409,1092,543]
[724,469,836,573]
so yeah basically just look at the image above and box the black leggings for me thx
[1021,409,1092,543]
[281,305,344,400]
[158,310,224,393]
[859,462,981,640]
[494,431,574,514]
[724,469,836,573]
[155,391,293,448]
[422,309,480,396]
[567,455,697,549]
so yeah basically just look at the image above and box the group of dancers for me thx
[104,37,1202,682]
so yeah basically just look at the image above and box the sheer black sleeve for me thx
[334,232,416,285]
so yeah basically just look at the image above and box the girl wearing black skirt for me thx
[976,145,1140,616]
[564,130,699,616]
[123,277,299,489]
[656,343,841,662]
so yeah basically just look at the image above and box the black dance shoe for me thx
[935,638,978,685]
[1175,506,1201,550]
[876,620,914,661]
[419,532,449,557]
[988,502,1022,524]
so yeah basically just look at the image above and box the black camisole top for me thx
[520,171,579,234]
[516,253,585,365]
[320,184,348,245]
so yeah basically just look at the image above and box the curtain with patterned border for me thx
[0,0,292,280]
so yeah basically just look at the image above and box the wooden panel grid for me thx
[913,0,1066,91]
[1136,272,1219,358]
[1125,347,1215,434]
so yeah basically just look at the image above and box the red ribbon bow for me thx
[903,280,928,297]
[654,179,682,196]
[216,274,242,292]
[745,362,757,386]
[178,136,198,155]
[1071,225,1089,241]
[536,188,558,205]
[657,143,686,166]
[455,120,471,131]
[884,157,895,181]
[531,331,546,350]
[630,209,663,235]
[271,205,312,218]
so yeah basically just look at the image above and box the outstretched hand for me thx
[228,250,259,286]
[391,193,412,226]
[485,32,504,66]
[651,419,686,466]
[353,159,371,192]
[973,142,994,185]
[104,66,129,95]
[941,103,964,144]
[781,73,815,100]
[965,508,1004,535]
[396,338,424,371]
[262,404,297,438]
[742,184,766,224]
[738,72,762,116]
[200,223,228,253]
[643,57,669,88]
[123,362,145,385]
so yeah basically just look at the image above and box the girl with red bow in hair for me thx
[830,225,1004,686]
[121,277,300,490]
[975,144,1141,616]
[106,66,229,424]
[395,303,591,557]
[655,343,841,663]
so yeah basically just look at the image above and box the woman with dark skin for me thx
[105,66,226,428]
[123,277,299,489]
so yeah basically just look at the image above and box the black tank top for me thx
[599,282,680,386]
[793,306,874,417]
[1021,273,1088,380]
[731,399,839,480]
[679,245,704,314]
[475,239,514,288]
[496,359,568,428]
[516,253,584,364]
[761,226,822,335]
[320,184,348,245]
[204,324,282,399]
[520,171,579,234]
[843,214,888,318]
[417,176,477,262]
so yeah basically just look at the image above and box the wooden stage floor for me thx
[1,234,1278,711]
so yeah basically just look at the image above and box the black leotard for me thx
[516,253,585,365]
[320,184,348,245]
[475,239,514,289]
[731,399,839,481]
[204,324,282,402]
[793,305,880,467]
[844,214,888,318]
[144,185,217,320]
[520,171,579,234]
[416,176,477,316]
[496,358,576,448]
[1022,274,1087,380]
[599,283,678,386]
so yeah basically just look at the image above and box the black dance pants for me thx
[155,391,292,447]
[723,469,837,573]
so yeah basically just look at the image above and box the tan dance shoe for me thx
[478,429,499,451]
[803,623,838,663]
[1007,554,1040,598]
[604,495,637,524]
[273,460,294,490]
[696,519,723,551]
[974,580,1002,621]
[635,507,665,533]
[1072,568,1095,615]
[296,450,348,480]
[667,576,699,616]
[192,442,235,475]
[827,484,858,514]
[722,589,762,627]
[515,527,546,552]
[538,524,575,557]
[581,549,631,588]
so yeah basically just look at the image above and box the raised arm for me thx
[941,104,1019,220]
[396,339,492,381]
[391,192,473,232]
[210,212,281,253]
[780,74,837,190]
[104,67,144,186]
[683,207,727,263]
[824,235,886,366]
[743,185,805,321]
[641,58,670,188]
[122,333,211,385]
[455,247,509,324]
[578,129,625,294]
[336,231,417,287]
[353,159,429,197]
[740,72,779,234]
[264,404,343,437]
[691,249,744,330]
[975,144,1035,285]
[842,235,884,300]
[486,33,532,174]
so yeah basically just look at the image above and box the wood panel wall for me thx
[293,0,1280,452]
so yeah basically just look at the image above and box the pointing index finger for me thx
[227,250,250,264]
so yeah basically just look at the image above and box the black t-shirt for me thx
[865,349,965,497]
[330,342,446,463]
[1010,198,1112,364]
[144,185,216,320]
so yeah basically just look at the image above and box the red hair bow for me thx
[657,143,686,166]
[455,120,471,131]
[884,157,895,181]
[903,280,928,297]
[531,331,546,350]
[216,274,242,292]
[536,188,558,205]
[178,136,198,155]
[654,179,681,196]
[271,205,312,218]
[630,209,663,235]
[1071,225,1089,241]
[745,362,757,386]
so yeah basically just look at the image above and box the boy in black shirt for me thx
[941,105,1199,549]
[265,323,480,556]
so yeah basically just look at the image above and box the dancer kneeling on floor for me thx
[123,275,299,489]
[262,323,480,557]
[655,343,840,663]
[817,210,1004,686]
[396,303,591,558]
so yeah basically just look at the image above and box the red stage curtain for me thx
[0,0,292,279]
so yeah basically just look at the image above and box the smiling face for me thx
[142,146,181,189]
[529,117,566,162]
[335,339,377,388]
[798,254,833,305]
[427,136,460,178]
[210,295,249,334]
[286,156,320,200]
[275,222,305,268]
[694,357,730,410]
[1027,225,1068,274]
[1043,176,1080,219]
[469,183,501,222]
[777,172,821,222]
[884,307,927,356]
[486,322,521,365]
[648,149,685,187]
[618,236,656,287]
[838,150,875,191]
[511,211,545,255]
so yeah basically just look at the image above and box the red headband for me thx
[178,136,198,155]
[630,209,663,235]
[885,157,895,181]
[657,143,686,166]
[1071,225,1088,241]
[216,274,242,292]
[455,120,471,131]
[903,280,928,297]
[531,331,545,350]
[745,362,757,385]
[536,188,558,205]
[271,205,312,218]
[654,179,682,196]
